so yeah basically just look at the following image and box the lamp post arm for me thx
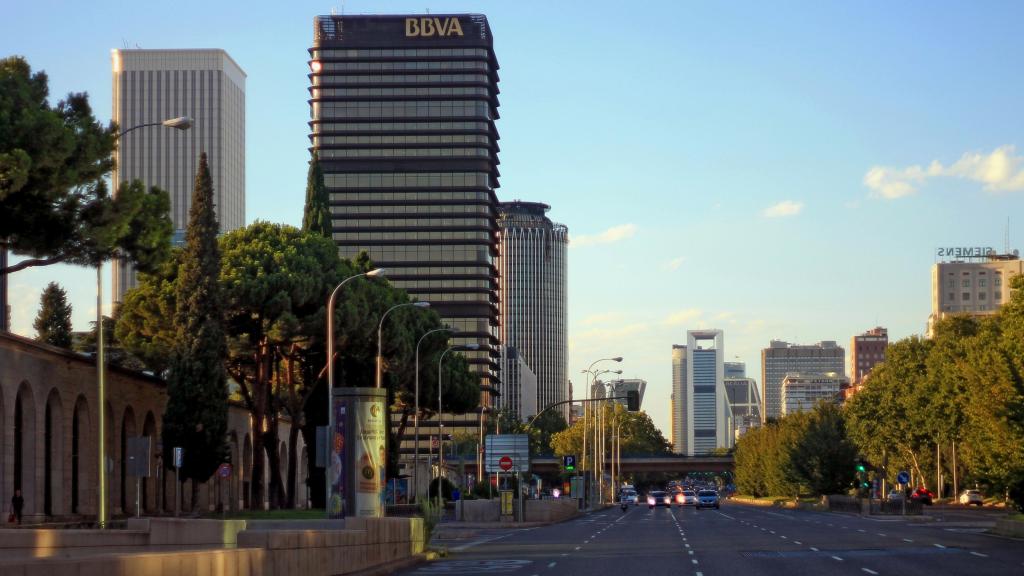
[527,397,630,429]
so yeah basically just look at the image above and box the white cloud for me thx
[663,308,702,326]
[662,256,686,271]
[572,223,637,248]
[864,145,1024,199]
[762,200,804,218]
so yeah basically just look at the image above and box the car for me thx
[647,490,672,508]
[680,490,698,506]
[621,490,639,506]
[910,487,935,505]
[887,489,904,502]
[696,490,720,510]
[959,490,984,506]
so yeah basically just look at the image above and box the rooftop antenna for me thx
[1006,217,1011,255]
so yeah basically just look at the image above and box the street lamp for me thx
[437,343,480,508]
[413,326,458,502]
[325,268,384,515]
[580,357,622,508]
[96,116,194,528]
[376,301,431,389]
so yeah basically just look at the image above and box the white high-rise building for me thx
[496,201,568,420]
[111,49,246,302]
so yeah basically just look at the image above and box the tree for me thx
[550,404,670,458]
[786,402,858,496]
[301,152,331,237]
[114,253,179,375]
[33,281,72,347]
[161,153,229,511]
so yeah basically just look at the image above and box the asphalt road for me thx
[397,501,1024,576]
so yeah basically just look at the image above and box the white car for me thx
[959,490,983,506]
[621,490,639,505]
[681,490,698,506]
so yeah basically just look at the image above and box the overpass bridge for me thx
[457,455,733,477]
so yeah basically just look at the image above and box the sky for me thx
[5,0,1024,438]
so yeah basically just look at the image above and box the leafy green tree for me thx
[114,253,179,375]
[33,281,72,347]
[786,402,858,496]
[301,152,331,237]
[551,404,669,459]
[161,153,229,510]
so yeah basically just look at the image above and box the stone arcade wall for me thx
[0,332,308,521]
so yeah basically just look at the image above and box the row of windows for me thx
[315,120,490,133]
[332,204,491,215]
[330,191,492,202]
[316,134,490,146]
[318,61,489,72]
[400,291,494,303]
[318,147,491,159]
[333,217,490,228]
[948,291,1002,301]
[376,265,493,276]
[315,101,492,120]
[314,48,489,59]
[333,231,492,241]
[314,86,490,98]
[948,277,1003,288]
[325,172,490,188]
[342,245,491,262]
[396,279,492,290]
[313,73,489,86]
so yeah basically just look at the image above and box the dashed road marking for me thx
[971,552,988,558]
[794,541,802,545]
[810,547,819,552]
[688,551,694,555]
[574,546,580,551]
[832,556,844,562]
[903,539,913,543]
[858,529,866,533]
[692,559,699,565]
[547,562,556,568]
[934,544,946,549]
[877,533,886,537]
[862,569,878,575]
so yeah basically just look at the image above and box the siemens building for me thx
[309,15,501,473]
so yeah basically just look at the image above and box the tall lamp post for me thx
[376,301,431,389]
[580,357,622,508]
[437,343,480,508]
[325,268,384,516]
[98,116,193,528]
[413,326,458,502]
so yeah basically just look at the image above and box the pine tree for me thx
[162,152,229,510]
[33,281,72,347]
[301,153,332,237]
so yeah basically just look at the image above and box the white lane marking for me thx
[696,573,703,576]
[685,544,690,548]
[717,511,736,519]
[934,544,946,549]
[903,539,914,543]
[688,551,694,555]
[692,559,699,565]
[769,530,776,534]
[877,533,886,537]
[794,541,802,545]
[862,569,878,575]
[780,536,787,539]
[560,554,568,557]
[970,552,988,558]
[548,562,557,568]
[810,547,819,552]
[832,556,844,562]
[858,529,866,533]
[574,546,580,551]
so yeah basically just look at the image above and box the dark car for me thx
[696,489,720,510]
[647,491,672,508]
[910,487,935,505]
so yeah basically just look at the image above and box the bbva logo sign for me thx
[405,17,465,37]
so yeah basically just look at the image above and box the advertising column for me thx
[333,387,387,518]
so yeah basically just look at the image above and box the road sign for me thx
[218,463,232,478]
[897,470,910,485]
[563,455,576,471]
[499,455,513,471]
[173,446,183,469]
[485,434,530,473]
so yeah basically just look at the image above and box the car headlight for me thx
[647,498,655,505]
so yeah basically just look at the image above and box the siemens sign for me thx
[937,246,994,259]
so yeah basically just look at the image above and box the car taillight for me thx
[676,494,684,503]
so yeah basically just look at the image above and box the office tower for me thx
[725,377,761,439]
[725,361,746,378]
[111,49,246,302]
[499,346,538,421]
[686,330,729,455]
[309,14,501,468]
[781,373,848,415]
[850,326,888,385]
[671,344,687,453]
[605,378,646,410]
[496,201,568,420]
[928,248,1022,336]
[761,340,845,421]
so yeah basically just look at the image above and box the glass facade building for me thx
[761,340,845,421]
[496,201,568,421]
[111,49,246,302]
[309,15,501,468]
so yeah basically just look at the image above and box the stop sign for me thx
[499,455,513,471]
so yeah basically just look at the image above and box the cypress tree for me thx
[33,281,73,347]
[162,152,229,509]
[302,153,332,237]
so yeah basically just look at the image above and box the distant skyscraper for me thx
[671,344,687,453]
[725,361,746,378]
[850,327,888,385]
[684,330,730,455]
[761,340,845,421]
[496,201,568,420]
[111,49,246,302]
[499,346,537,421]
[928,249,1022,336]
[606,378,646,410]
[781,373,847,415]
[725,377,761,440]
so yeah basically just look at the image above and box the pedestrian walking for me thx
[11,489,24,524]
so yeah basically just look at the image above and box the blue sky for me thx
[5,1,1024,436]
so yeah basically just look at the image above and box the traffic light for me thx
[626,390,640,411]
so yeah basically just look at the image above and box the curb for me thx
[347,551,437,576]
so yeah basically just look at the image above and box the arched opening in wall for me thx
[242,434,252,510]
[120,406,136,514]
[142,412,156,513]
[15,382,37,516]
[71,395,90,514]
[45,389,64,516]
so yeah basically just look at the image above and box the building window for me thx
[995,291,1002,300]
[979,278,987,288]
[995,276,1002,286]
[979,292,987,300]
[962,292,971,300]
[947,279,955,289]
[948,292,955,301]
[962,279,971,288]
